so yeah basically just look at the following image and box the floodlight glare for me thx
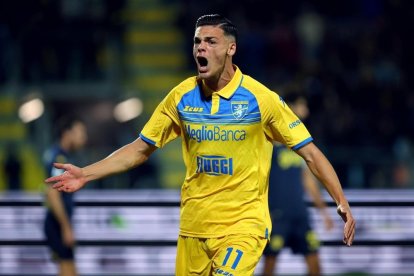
[113,97,143,122]
[18,98,44,123]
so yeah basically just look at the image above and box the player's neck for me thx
[202,64,235,96]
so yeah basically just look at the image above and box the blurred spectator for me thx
[266,13,300,84]
[295,5,325,61]
[4,143,22,190]
[236,15,267,81]
[392,137,413,188]
[0,0,123,83]
[393,163,411,188]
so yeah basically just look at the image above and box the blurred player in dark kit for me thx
[262,94,334,276]
[43,115,87,276]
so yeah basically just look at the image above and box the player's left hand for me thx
[337,204,355,246]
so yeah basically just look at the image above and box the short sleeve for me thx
[140,90,181,148]
[262,92,313,150]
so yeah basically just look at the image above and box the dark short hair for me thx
[195,14,238,42]
[55,115,83,139]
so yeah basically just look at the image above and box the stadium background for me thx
[0,0,413,275]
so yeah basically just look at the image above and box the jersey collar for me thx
[202,65,243,100]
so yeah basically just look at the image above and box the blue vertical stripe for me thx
[222,247,233,266]
[231,249,243,269]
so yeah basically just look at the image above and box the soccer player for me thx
[43,115,87,276]
[45,14,355,275]
[262,94,334,276]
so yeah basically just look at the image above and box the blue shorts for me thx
[263,216,320,256]
[43,213,74,260]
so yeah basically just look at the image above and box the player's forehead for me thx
[194,25,225,39]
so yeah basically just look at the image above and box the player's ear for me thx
[227,43,236,56]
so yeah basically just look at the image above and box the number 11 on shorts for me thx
[222,247,244,269]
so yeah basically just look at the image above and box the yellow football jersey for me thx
[140,66,312,239]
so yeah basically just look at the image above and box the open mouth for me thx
[197,56,208,67]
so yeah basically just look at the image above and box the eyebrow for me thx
[194,36,218,41]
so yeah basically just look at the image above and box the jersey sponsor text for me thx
[196,155,233,175]
[185,124,246,142]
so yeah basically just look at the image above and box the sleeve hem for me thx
[291,137,313,150]
[139,133,158,147]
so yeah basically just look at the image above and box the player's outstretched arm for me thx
[45,137,157,193]
[296,142,355,246]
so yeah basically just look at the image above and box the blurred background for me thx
[0,0,413,191]
[0,0,413,275]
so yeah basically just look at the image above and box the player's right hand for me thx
[45,163,86,193]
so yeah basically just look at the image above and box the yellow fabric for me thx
[175,234,267,276]
[140,66,312,239]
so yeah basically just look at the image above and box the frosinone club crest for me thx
[231,101,249,120]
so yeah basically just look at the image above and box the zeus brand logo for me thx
[196,155,233,176]
[183,105,204,112]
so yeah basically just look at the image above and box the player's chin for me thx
[197,71,210,79]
